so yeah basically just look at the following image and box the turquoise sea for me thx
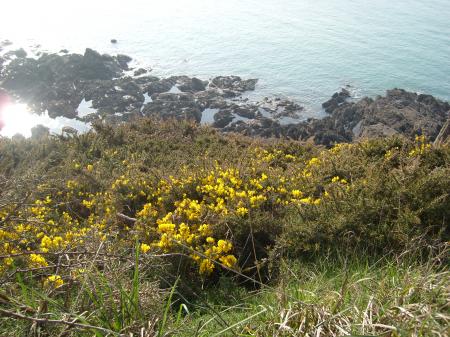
[1,0,449,112]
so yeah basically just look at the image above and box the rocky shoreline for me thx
[1,42,449,145]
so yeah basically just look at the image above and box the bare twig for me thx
[0,308,124,336]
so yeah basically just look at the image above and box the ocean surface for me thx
[1,0,449,112]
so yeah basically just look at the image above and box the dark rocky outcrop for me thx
[3,48,28,60]
[1,47,448,146]
[133,68,148,76]
[83,77,144,114]
[115,54,132,70]
[142,92,202,123]
[322,88,350,113]
[169,76,207,93]
[220,89,449,147]
[213,110,234,128]
[327,89,449,141]
[144,79,174,95]
[211,76,258,92]
[0,49,132,117]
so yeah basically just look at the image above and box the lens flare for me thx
[0,103,43,138]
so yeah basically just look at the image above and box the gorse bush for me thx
[0,118,448,335]
[1,119,449,277]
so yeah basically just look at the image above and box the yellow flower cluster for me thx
[409,135,431,157]
[44,274,64,288]
[0,144,344,280]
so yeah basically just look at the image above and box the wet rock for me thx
[1,46,447,146]
[47,101,78,118]
[81,48,123,79]
[213,110,234,128]
[142,92,202,122]
[259,98,304,119]
[1,40,13,47]
[3,48,27,59]
[86,77,144,114]
[1,57,46,94]
[211,76,258,92]
[133,68,148,76]
[134,75,159,85]
[195,89,228,109]
[0,49,127,116]
[322,88,350,113]
[115,54,132,70]
[233,104,257,119]
[225,117,280,136]
[167,76,207,92]
[314,88,449,144]
[144,79,174,95]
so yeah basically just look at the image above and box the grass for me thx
[2,248,448,336]
[168,249,449,337]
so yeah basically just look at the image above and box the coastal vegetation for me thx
[0,118,448,336]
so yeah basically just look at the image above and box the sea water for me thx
[1,0,449,112]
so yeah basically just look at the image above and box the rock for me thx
[211,76,258,92]
[255,98,304,120]
[1,40,13,47]
[1,57,44,93]
[59,49,69,54]
[1,46,447,146]
[213,110,234,128]
[195,89,228,109]
[47,100,78,118]
[3,48,27,59]
[167,76,207,92]
[111,39,118,44]
[144,79,174,95]
[233,104,257,119]
[315,88,449,144]
[133,68,148,76]
[134,75,159,86]
[115,54,132,70]
[357,123,398,139]
[142,92,202,122]
[0,48,127,115]
[82,48,123,80]
[322,88,351,113]
[86,77,144,114]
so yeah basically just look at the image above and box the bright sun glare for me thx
[0,103,92,138]
[0,103,41,138]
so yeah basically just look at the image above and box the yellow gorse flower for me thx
[44,275,64,288]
